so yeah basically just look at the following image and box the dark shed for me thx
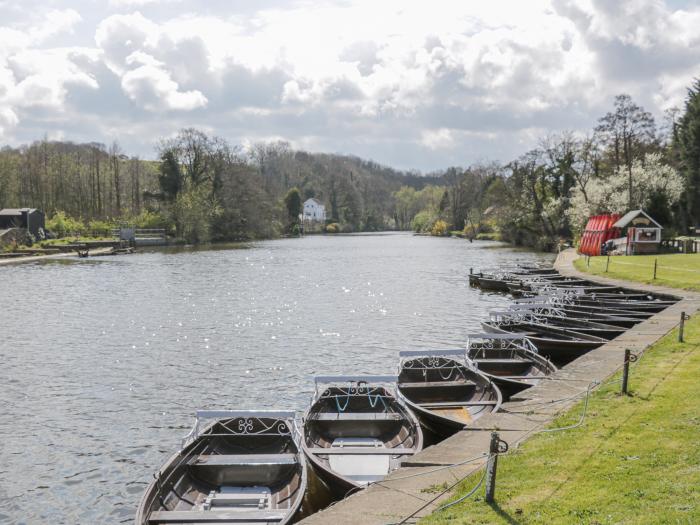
[0,208,46,237]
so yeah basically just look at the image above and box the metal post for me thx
[470,267,473,275]
[653,258,658,280]
[587,255,590,267]
[621,349,631,395]
[605,254,610,272]
[679,312,689,342]
[484,432,500,503]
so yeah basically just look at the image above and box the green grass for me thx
[574,253,700,292]
[421,319,700,524]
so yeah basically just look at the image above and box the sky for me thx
[0,0,699,171]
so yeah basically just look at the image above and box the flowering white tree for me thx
[567,153,683,231]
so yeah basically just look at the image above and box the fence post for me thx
[484,432,503,503]
[653,258,658,280]
[621,349,631,395]
[605,254,610,272]
[679,312,690,342]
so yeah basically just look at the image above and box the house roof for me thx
[0,208,35,216]
[304,198,324,206]
[612,209,662,229]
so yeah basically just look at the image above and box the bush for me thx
[46,211,86,238]
[431,219,449,236]
[411,210,434,232]
[326,222,340,233]
[88,219,115,237]
[130,210,170,229]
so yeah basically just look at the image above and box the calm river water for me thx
[0,233,552,524]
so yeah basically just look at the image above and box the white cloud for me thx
[421,128,454,150]
[121,63,207,110]
[1,0,700,169]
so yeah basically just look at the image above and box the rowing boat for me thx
[136,410,307,525]
[302,376,423,499]
[397,350,502,438]
[466,334,557,399]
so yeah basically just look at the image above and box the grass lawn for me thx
[421,317,700,525]
[573,253,700,292]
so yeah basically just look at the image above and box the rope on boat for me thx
[335,393,350,412]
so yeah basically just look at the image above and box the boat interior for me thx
[398,352,500,425]
[141,412,305,525]
[304,378,421,486]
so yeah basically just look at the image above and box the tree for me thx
[676,79,700,228]
[567,153,683,230]
[595,94,657,209]
[284,187,302,231]
[158,150,183,201]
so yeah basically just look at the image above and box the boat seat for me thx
[312,413,402,421]
[418,400,497,408]
[148,509,286,523]
[189,455,296,486]
[306,447,415,455]
[193,454,296,467]
[400,380,475,388]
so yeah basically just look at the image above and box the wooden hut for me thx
[0,208,45,238]
[611,209,662,255]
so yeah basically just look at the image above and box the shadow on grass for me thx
[488,502,523,525]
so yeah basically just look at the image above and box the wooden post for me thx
[484,432,500,503]
[605,254,610,272]
[621,349,631,395]
[679,312,689,343]
[653,258,658,280]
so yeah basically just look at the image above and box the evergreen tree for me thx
[676,79,700,228]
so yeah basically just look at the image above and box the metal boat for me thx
[397,350,502,438]
[482,319,608,365]
[136,410,307,525]
[302,376,423,499]
[466,334,557,399]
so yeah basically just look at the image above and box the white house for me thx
[303,198,326,222]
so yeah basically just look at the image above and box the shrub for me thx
[131,210,170,229]
[46,211,86,238]
[411,210,434,232]
[431,219,449,236]
[326,222,340,233]
[88,219,114,237]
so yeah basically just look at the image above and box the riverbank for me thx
[298,249,700,525]
[0,246,115,265]
[574,253,700,292]
[422,314,700,524]
[420,250,700,524]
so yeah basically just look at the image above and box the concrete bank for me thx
[298,248,700,525]
[0,247,115,266]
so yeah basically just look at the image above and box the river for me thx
[0,233,552,524]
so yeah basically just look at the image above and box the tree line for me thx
[0,131,439,242]
[1,79,699,249]
[399,82,700,251]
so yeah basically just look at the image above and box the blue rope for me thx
[335,392,350,412]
